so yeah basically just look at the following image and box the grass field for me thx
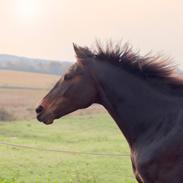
[0,113,137,183]
[0,70,136,182]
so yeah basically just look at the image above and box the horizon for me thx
[0,53,71,62]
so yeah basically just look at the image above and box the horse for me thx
[36,42,183,183]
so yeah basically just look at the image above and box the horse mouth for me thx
[37,113,54,125]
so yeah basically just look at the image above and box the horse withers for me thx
[36,42,183,183]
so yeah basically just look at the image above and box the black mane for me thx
[75,42,183,95]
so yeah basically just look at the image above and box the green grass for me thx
[0,113,136,183]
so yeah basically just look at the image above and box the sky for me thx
[0,0,182,67]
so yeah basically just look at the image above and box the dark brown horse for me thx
[36,42,183,183]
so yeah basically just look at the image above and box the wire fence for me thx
[0,141,130,157]
[0,141,136,181]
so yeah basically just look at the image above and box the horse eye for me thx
[64,74,72,81]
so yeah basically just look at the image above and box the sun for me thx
[15,0,41,22]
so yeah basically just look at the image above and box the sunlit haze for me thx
[0,0,182,67]
[14,0,42,22]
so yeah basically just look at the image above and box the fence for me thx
[0,141,129,157]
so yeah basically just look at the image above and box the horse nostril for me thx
[36,105,44,114]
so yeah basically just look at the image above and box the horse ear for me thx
[73,43,93,65]
[73,43,81,57]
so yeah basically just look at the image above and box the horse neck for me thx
[91,61,182,147]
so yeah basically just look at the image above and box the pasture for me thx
[0,113,136,183]
[0,70,59,89]
[0,70,135,182]
[0,70,59,120]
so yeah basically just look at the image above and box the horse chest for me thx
[131,152,159,183]
[131,141,183,183]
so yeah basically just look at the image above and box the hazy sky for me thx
[0,0,182,66]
